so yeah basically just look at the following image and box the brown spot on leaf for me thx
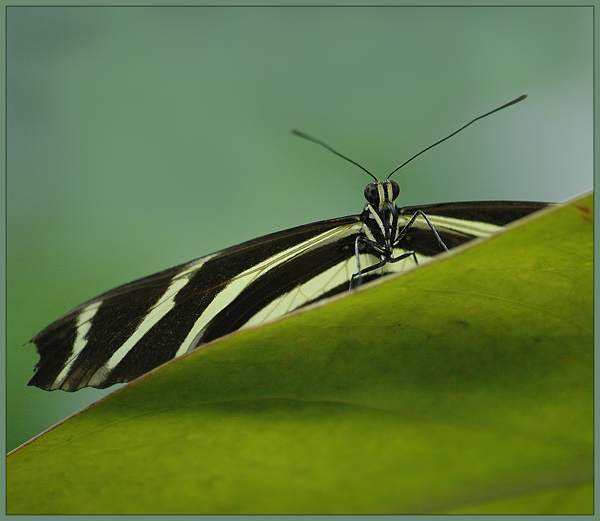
[575,204,593,224]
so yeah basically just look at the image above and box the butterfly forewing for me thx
[29,215,362,391]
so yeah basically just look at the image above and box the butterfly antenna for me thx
[386,94,528,179]
[291,129,378,182]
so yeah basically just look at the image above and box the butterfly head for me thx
[364,179,400,209]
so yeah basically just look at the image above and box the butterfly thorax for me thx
[360,179,401,256]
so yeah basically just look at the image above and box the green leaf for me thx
[7,193,592,515]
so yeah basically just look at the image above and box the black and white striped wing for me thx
[397,200,550,256]
[29,216,363,391]
[28,201,547,391]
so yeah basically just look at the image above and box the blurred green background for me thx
[7,6,592,452]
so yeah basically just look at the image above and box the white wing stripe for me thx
[422,215,503,237]
[51,301,102,390]
[87,275,191,387]
[176,223,363,355]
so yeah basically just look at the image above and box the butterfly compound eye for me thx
[389,179,400,201]
[364,182,380,205]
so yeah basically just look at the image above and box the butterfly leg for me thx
[350,232,418,289]
[397,210,449,251]
[349,248,417,289]
[390,250,418,266]
[350,235,383,289]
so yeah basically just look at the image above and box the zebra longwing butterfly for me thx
[28,95,549,391]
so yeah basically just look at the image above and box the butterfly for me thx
[28,95,548,391]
